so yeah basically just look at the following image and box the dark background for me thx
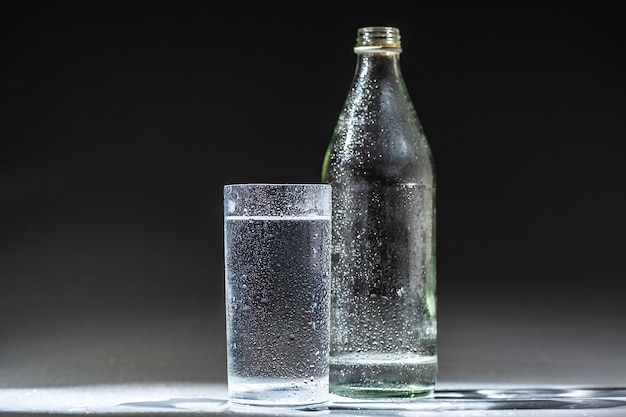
[1,2,624,388]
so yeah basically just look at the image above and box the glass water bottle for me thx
[322,26,437,400]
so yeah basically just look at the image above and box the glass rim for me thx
[224,183,331,190]
[224,183,331,217]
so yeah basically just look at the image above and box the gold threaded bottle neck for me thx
[354,26,402,53]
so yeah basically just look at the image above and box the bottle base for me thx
[329,352,437,401]
[330,384,434,402]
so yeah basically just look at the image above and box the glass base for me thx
[228,377,328,408]
[227,398,328,411]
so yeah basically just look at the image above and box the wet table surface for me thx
[1,286,625,416]
[2,383,626,416]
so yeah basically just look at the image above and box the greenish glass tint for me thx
[322,26,437,401]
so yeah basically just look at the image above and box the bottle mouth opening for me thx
[355,26,401,49]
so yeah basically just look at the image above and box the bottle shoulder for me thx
[324,104,434,186]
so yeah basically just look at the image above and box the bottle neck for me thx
[353,51,403,84]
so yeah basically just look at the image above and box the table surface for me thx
[1,286,625,416]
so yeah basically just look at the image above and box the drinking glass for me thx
[223,183,331,407]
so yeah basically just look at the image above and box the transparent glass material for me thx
[223,184,332,407]
[322,27,437,401]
